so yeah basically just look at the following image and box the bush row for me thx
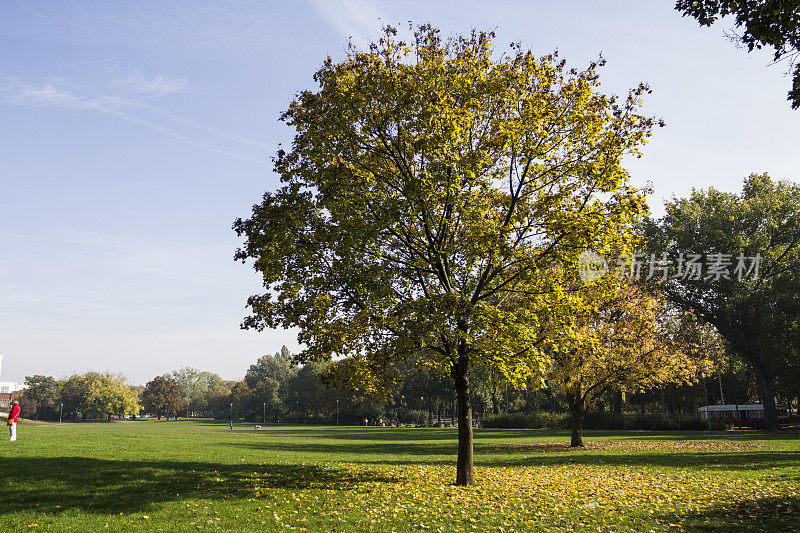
[481,411,730,431]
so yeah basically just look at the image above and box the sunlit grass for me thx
[1,420,798,531]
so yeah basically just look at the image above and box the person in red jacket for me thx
[7,400,20,442]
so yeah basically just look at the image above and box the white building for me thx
[0,382,26,394]
[0,355,26,395]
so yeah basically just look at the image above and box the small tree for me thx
[546,280,720,446]
[235,26,658,484]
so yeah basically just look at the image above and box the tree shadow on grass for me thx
[225,440,458,461]
[200,421,616,443]
[217,424,800,444]
[658,495,800,532]
[0,457,400,516]
[224,439,800,472]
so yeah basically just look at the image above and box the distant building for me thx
[0,355,26,411]
[0,382,26,394]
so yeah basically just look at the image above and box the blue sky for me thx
[1,1,798,385]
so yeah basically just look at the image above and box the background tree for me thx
[292,360,339,420]
[22,375,61,420]
[169,367,201,417]
[82,373,140,419]
[547,280,720,447]
[141,376,183,420]
[229,380,252,420]
[193,371,230,417]
[168,367,228,417]
[646,173,800,429]
[15,391,37,420]
[675,0,800,108]
[244,346,296,421]
[203,381,236,419]
[60,374,91,421]
[235,25,658,485]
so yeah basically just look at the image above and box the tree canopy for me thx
[235,25,659,484]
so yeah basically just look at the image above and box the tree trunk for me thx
[570,392,587,448]
[453,354,474,486]
[752,359,778,430]
[491,383,500,415]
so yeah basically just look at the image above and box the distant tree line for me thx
[17,337,793,430]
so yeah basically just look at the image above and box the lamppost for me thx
[295,399,299,425]
[59,403,63,424]
[336,399,339,427]
[263,402,266,424]
[701,375,712,431]
[229,402,233,429]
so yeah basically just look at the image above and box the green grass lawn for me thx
[1,420,798,532]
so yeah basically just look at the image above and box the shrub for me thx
[481,411,730,431]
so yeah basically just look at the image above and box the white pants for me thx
[9,423,16,441]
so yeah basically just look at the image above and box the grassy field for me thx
[0,420,798,532]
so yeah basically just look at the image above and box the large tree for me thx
[675,0,800,109]
[235,26,658,484]
[647,173,800,429]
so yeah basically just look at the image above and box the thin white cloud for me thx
[127,101,270,150]
[108,69,187,98]
[0,73,267,165]
[2,81,77,107]
[308,0,390,48]
[86,99,267,165]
